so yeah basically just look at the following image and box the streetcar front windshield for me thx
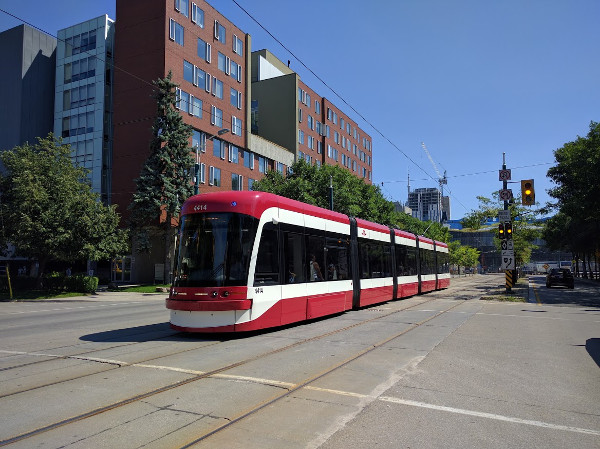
[173,213,258,287]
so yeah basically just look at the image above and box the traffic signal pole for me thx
[501,154,514,293]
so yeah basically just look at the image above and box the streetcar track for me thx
[0,338,223,400]
[0,332,182,373]
[0,286,481,447]
[178,298,468,448]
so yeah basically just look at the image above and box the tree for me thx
[0,133,129,286]
[448,241,480,274]
[129,72,194,283]
[253,160,449,243]
[544,121,600,278]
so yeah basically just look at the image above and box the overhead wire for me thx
[229,0,473,211]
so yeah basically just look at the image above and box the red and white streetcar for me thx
[167,191,450,332]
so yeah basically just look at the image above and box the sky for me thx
[1,0,598,219]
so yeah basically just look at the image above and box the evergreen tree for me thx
[0,133,129,286]
[129,72,193,282]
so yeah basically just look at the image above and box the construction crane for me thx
[421,142,447,197]
[421,142,448,223]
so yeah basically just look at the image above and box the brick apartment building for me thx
[112,0,373,282]
[113,0,295,281]
[251,50,373,182]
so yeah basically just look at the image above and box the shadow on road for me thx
[586,338,600,368]
[78,322,304,343]
[79,323,218,343]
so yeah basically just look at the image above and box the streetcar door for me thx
[349,218,361,309]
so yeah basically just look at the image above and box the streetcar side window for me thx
[419,249,435,275]
[359,240,392,279]
[406,246,417,275]
[254,223,280,285]
[283,230,305,284]
[306,234,325,282]
[437,252,449,274]
[325,236,350,280]
[395,245,407,276]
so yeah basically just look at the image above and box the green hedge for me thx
[44,272,99,293]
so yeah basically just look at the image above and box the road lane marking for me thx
[0,302,147,315]
[379,396,600,436]
[3,352,599,437]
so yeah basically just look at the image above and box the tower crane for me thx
[421,142,447,197]
[421,142,448,222]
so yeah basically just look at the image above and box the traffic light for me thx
[499,222,506,239]
[505,221,512,239]
[521,179,535,206]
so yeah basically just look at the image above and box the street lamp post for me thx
[194,128,229,195]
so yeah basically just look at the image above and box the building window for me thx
[63,111,95,137]
[276,162,284,174]
[232,116,242,136]
[183,60,194,83]
[200,162,206,183]
[63,83,95,110]
[233,35,243,55]
[192,129,206,152]
[194,66,209,91]
[243,150,254,169]
[298,108,302,123]
[230,88,242,109]
[211,105,223,127]
[231,61,242,82]
[212,78,223,99]
[209,166,221,186]
[298,130,304,145]
[214,20,226,43]
[213,139,225,159]
[175,0,189,17]
[229,144,239,163]
[191,96,202,118]
[169,19,184,46]
[232,173,243,191]
[307,135,314,150]
[315,100,320,114]
[197,38,211,62]
[191,2,204,27]
[218,52,230,74]
[176,88,190,113]
[307,115,314,130]
[248,178,255,190]
[65,30,97,56]
[258,156,268,173]
[64,56,96,83]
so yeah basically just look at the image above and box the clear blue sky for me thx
[2,0,598,219]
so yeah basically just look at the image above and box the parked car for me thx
[546,268,574,289]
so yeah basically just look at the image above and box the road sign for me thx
[499,189,513,201]
[498,210,511,222]
[501,252,515,270]
[499,169,511,181]
[500,240,514,251]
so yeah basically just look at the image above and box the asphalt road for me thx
[0,274,598,448]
